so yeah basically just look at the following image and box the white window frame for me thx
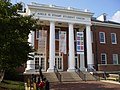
[55,28,61,41]
[111,33,117,44]
[101,53,107,64]
[113,54,118,64]
[34,53,46,71]
[55,56,63,71]
[99,32,105,43]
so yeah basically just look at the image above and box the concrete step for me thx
[43,72,59,82]
[60,72,82,82]
[82,72,97,81]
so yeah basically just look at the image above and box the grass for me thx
[0,80,25,90]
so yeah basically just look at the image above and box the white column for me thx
[86,25,93,69]
[47,21,55,72]
[80,54,86,71]
[67,23,75,72]
[28,31,34,49]
[25,31,35,73]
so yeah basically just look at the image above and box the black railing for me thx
[54,66,61,82]
[75,66,87,81]
[87,65,101,81]
[87,64,96,72]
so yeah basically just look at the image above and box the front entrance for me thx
[34,53,46,71]
[75,56,79,68]
[55,56,63,71]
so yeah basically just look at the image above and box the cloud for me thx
[111,11,120,23]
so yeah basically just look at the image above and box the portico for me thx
[25,3,94,73]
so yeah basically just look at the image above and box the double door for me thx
[34,54,46,71]
[55,56,63,71]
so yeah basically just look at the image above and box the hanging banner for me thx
[76,32,84,54]
[59,31,66,54]
[38,30,47,53]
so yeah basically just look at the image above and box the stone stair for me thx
[81,71,97,81]
[60,72,82,82]
[43,71,97,83]
[43,72,59,82]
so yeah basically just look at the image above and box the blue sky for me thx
[11,0,120,22]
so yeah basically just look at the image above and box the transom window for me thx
[111,33,117,44]
[113,54,118,64]
[99,32,105,43]
[101,53,107,64]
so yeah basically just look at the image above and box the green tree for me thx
[0,0,37,81]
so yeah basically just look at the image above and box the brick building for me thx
[24,3,120,74]
[92,18,120,71]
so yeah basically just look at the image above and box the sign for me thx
[38,30,47,53]
[36,12,85,21]
[76,32,84,54]
[59,31,66,54]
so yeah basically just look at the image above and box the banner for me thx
[76,32,84,54]
[59,31,66,54]
[38,30,47,53]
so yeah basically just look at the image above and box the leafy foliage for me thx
[0,0,37,70]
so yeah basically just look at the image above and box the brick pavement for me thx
[50,81,120,90]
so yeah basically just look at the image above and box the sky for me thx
[11,0,120,23]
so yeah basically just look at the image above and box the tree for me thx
[0,0,37,81]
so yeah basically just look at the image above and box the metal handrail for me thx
[75,66,86,81]
[54,66,61,82]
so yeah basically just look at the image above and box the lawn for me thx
[0,80,25,90]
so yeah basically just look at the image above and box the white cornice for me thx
[27,4,94,16]
[92,21,120,28]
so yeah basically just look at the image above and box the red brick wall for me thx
[92,25,120,71]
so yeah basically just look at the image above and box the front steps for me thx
[60,72,82,82]
[80,71,97,81]
[43,71,97,82]
[43,72,59,82]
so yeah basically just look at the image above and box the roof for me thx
[91,17,120,25]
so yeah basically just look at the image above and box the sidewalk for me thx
[101,80,120,85]
[50,81,120,90]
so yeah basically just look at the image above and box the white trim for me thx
[55,56,63,71]
[28,4,93,16]
[101,53,107,64]
[111,33,117,44]
[98,64,120,66]
[34,54,46,71]
[27,4,93,25]
[113,54,118,64]
[92,21,120,28]
[99,32,105,43]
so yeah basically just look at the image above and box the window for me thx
[111,33,117,44]
[36,30,40,39]
[55,28,60,40]
[101,53,107,64]
[99,32,105,43]
[35,57,39,69]
[113,54,118,64]
[55,31,59,40]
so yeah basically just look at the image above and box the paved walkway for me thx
[50,81,120,90]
